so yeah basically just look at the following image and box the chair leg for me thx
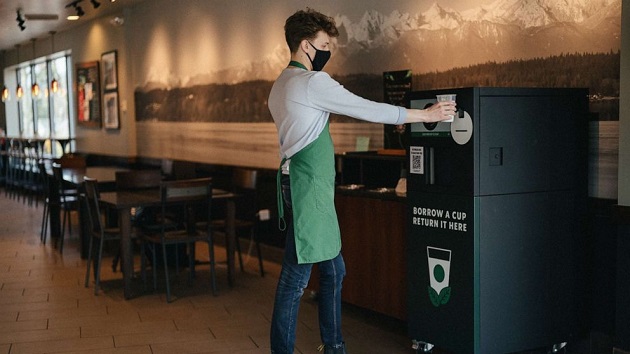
[208,235,218,296]
[94,237,105,295]
[140,241,147,289]
[84,234,95,288]
[152,244,157,291]
[162,243,172,302]
[255,237,264,277]
[235,235,244,272]
[112,251,120,272]
[59,208,74,254]
[40,202,49,244]
[188,242,195,283]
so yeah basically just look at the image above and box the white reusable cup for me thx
[436,94,457,122]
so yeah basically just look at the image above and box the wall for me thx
[0,52,5,133]
[62,9,137,157]
[619,0,630,206]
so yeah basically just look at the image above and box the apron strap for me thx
[277,158,287,231]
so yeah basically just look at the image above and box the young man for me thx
[268,9,456,354]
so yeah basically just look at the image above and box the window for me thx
[4,54,72,139]
[33,62,49,136]
[17,66,33,135]
[49,57,70,138]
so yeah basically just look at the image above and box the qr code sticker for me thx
[410,146,424,174]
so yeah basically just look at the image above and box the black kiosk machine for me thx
[405,87,589,354]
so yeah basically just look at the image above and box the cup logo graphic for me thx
[427,246,452,307]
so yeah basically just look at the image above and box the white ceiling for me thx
[0,0,143,53]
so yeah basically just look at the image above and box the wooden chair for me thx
[212,168,265,277]
[51,162,80,253]
[110,169,163,272]
[141,177,217,302]
[115,169,162,190]
[83,177,123,295]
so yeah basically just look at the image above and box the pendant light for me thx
[49,32,59,93]
[30,39,40,97]
[15,45,23,99]
[1,50,9,102]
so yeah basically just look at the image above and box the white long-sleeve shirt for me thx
[268,67,407,160]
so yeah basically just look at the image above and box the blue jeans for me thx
[270,175,346,354]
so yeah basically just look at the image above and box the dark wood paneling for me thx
[310,193,407,320]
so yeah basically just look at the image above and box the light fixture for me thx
[15,45,23,99]
[110,16,124,26]
[65,0,85,19]
[30,39,40,97]
[49,32,59,93]
[16,9,26,31]
[90,0,101,9]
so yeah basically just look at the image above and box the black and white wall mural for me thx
[131,0,620,198]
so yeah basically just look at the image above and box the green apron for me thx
[277,122,341,264]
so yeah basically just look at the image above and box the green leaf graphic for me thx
[438,287,451,305]
[428,286,440,307]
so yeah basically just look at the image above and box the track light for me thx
[65,0,85,18]
[90,0,101,9]
[16,9,26,31]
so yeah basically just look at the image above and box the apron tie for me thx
[277,159,287,231]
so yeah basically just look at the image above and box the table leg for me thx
[226,199,236,287]
[119,208,134,299]
[48,177,61,246]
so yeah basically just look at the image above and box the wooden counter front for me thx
[308,192,407,320]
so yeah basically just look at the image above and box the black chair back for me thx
[116,169,162,190]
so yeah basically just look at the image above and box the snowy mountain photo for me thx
[143,0,620,89]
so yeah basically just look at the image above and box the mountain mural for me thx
[138,0,621,91]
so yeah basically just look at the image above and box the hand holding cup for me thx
[436,94,457,122]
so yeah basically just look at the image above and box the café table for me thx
[61,166,127,188]
[98,188,238,299]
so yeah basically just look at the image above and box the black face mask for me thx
[306,41,331,71]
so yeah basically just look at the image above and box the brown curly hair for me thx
[284,8,339,53]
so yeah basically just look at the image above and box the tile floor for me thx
[4,190,623,354]
[0,191,414,354]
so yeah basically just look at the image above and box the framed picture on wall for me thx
[101,50,120,130]
[75,61,101,128]
[103,91,120,129]
[101,50,118,91]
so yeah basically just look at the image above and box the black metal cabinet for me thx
[405,87,590,354]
